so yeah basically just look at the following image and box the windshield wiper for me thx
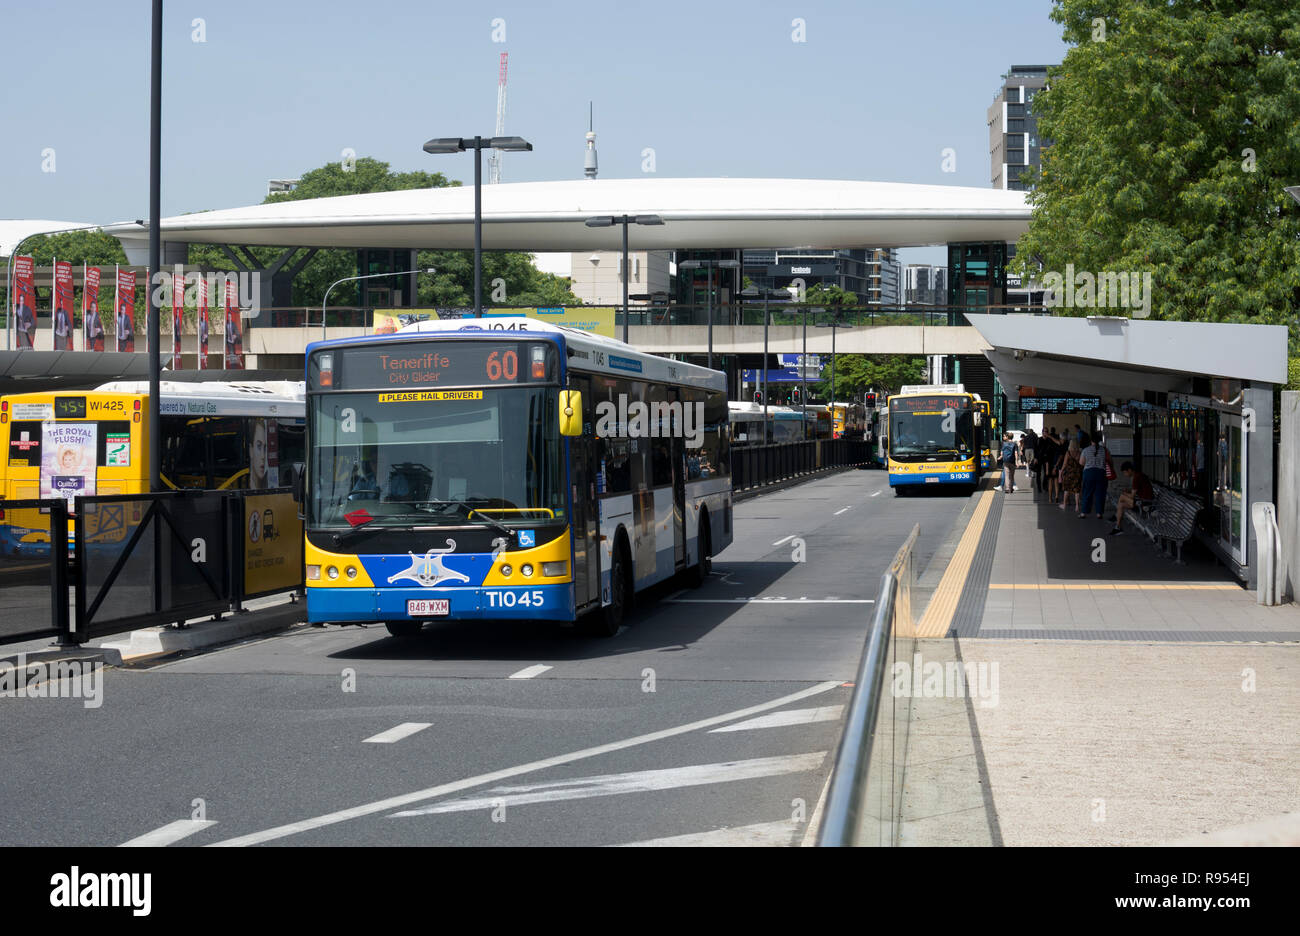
[407,500,517,543]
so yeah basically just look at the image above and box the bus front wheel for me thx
[385,620,423,638]
[583,538,629,637]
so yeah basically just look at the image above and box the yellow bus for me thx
[885,383,980,495]
[0,380,304,556]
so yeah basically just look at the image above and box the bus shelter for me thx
[966,313,1288,588]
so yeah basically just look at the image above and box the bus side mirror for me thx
[289,462,306,504]
[559,390,583,437]
[974,412,983,426]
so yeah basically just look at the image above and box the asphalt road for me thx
[0,468,971,847]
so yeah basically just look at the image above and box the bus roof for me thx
[89,380,304,417]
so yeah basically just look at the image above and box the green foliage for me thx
[1013,0,1300,330]
[21,230,127,266]
[801,283,858,307]
[186,156,577,309]
[814,354,927,399]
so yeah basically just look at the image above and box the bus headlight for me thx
[521,564,534,577]
[542,561,567,577]
[501,564,512,577]
[307,565,321,580]
[345,566,358,579]
[326,566,339,580]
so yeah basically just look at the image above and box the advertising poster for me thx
[172,267,184,368]
[83,266,105,351]
[224,278,244,369]
[116,269,136,352]
[53,260,74,351]
[12,256,36,350]
[197,275,210,368]
[40,422,97,509]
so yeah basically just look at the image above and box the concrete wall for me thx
[568,250,671,306]
[1278,391,1299,601]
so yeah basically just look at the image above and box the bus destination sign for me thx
[314,342,554,390]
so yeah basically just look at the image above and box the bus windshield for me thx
[889,397,974,460]
[309,386,564,529]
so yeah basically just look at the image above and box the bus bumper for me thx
[306,583,576,624]
[889,470,977,486]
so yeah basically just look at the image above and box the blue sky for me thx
[1,0,1068,266]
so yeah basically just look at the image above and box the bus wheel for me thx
[583,539,629,637]
[385,620,423,638]
[687,512,711,588]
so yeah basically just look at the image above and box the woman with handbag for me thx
[1078,431,1112,519]
[1058,437,1083,512]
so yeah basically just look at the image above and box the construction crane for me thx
[488,52,508,184]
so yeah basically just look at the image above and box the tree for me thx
[802,283,858,307]
[814,354,927,399]
[1012,1,1300,329]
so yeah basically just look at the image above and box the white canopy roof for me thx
[102,178,1030,256]
[1,220,97,258]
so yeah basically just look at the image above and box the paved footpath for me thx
[901,480,1300,846]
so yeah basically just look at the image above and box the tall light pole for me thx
[422,135,532,317]
[817,313,847,407]
[148,0,162,492]
[322,269,436,341]
[678,257,739,371]
[584,214,664,343]
[741,285,787,440]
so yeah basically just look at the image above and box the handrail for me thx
[818,523,919,846]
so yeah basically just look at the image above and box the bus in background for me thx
[975,398,996,472]
[0,381,304,556]
[828,401,866,440]
[300,317,731,639]
[884,383,980,494]
[728,401,768,445]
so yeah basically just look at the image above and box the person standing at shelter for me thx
[1000,431,1017,493]
[1035,430,1057,496]
[1022,429,1038,490]
[1058,437,1083,512]
[1078,431,1112,519]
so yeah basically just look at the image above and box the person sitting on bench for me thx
[1109,461,1154,535]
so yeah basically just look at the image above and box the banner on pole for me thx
[198,275,210,368]
[53,261,74,351]
[116,269,136,352]
[172,267,183,368]
[83,266,104,351]
[13,256,36,349]
[224,278,244,369]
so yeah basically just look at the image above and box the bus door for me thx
[568,375,600,609]
[670,388,686,567]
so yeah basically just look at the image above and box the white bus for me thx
[301,317,732,637]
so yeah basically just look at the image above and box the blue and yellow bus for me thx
[299,317,732,638]
[885,384,980,494]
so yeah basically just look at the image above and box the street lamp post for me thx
[741,285,787,441]
[422,135,532,317]
[321,269,436,341]
[584,214,664,343]
[677,258,739,371]
[816,314,847,407]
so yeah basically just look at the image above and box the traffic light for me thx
[791,386,801,405]
[865,392,877,408]
[753,390,763,404]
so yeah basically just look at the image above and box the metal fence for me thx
[818,523,919,847]
[0,499,70,644]
[0,489,302,647]
[732,439,872,491]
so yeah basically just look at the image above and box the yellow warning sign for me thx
[378,390,484,403]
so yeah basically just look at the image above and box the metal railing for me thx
[818,523,919,846]
[732,439,872,491]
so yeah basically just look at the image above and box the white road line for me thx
[363,722,432,744]
[709,705,844,733]
[771,534,797,546]
[616,819,801,847]
[119,819,217,847]
[834,507,852,515]
[666,598,874,604]
[389,752,826,817]
[207,680,841,847]
[508,664,553,680]
[870,491,881,497]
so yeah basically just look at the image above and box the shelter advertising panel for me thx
[40,422,97,509]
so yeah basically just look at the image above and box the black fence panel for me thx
[0,499,70,644]
[228,488,304,603]
[73,491,231,643]
[732,439,870,492]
